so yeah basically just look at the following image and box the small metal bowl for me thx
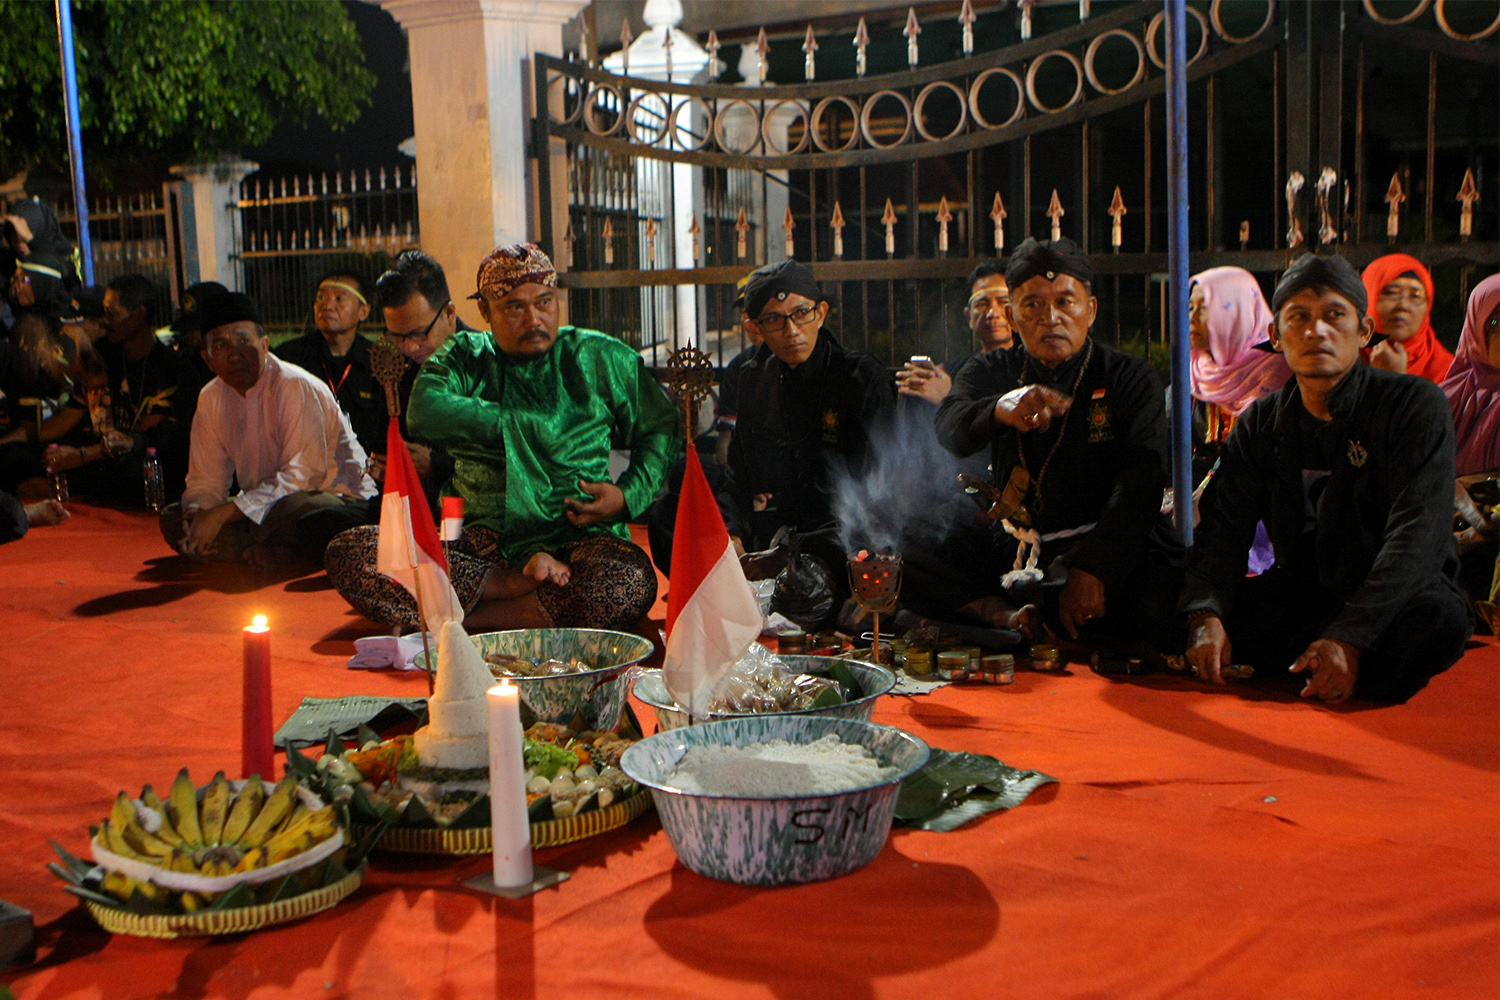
[414,628,655,730]
[631,655,897,730]
[621,715,929,885]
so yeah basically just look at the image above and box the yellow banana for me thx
[180,891,209,912]
[266,830,314,865]
[199,772,232,846]
[109,793,175,859]
[230,846,267,873]
[139,785,184,846]
[166,768,203,846]
[100,819,155,865]
[199,856,233,879]
[221,775,265,845]
[240,775,298,848]
[101,870,167,904]
[167,848,198,874]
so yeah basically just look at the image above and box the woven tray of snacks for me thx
[303,723,653,855]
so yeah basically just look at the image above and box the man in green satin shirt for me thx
[407,243,679,631]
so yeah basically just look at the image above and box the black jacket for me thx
[725,331,894,543]
[935,338,1178,587]
[273,333,387,455]
[1180,363,1463,649]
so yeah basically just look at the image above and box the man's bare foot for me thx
[524,551,571,587]
[23,499,69,526]
[1006,604,1040,639]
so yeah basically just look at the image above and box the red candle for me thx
[242,615,274,779]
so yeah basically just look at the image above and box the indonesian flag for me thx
[376,419,464,631]
[440,495,465,541]
[663,447,763,717]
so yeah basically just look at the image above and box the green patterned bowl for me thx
[414,629,655,731]
[632,656,897,730]
[621,716,929,885]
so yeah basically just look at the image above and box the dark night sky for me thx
[247,2,414,177]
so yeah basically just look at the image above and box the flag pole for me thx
[406,531,436,696]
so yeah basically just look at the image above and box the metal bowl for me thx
[621,715,928,885]
[631,655,897,730]
[414,628,655,730]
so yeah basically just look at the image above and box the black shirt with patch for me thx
[935,337,1178,587]
[1181,362,1464,650]
[725,330,894,544]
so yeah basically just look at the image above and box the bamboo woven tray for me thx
[356,791,653,855]
[81,862,367,939]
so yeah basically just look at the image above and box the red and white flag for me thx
[663,447,763,717]
[377,419,464,631]
[440,495,465,542]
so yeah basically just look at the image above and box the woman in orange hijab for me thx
[1361,253,1453,382]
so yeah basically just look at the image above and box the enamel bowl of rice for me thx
[631,655,897,730]
[620,716,929,885]
[414,629,655,731]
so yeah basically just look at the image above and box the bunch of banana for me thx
[95,768,341,902]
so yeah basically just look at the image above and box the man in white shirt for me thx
[160,292,374,567]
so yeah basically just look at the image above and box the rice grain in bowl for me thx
[631,656,897,730]
[621,716,929,885]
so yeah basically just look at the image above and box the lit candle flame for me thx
[252,615,267,629]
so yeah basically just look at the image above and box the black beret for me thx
[1271,253,1367,316]
[1005,237,1094,289]
[199,291,263,335]
[742,260,825,319]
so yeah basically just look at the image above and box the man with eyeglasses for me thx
[936,237,1182,650]
[391,243,677,634]
[724,259,895,564]
[897,260,1016,405]
[274,271,387,456]
[160,293,374,568]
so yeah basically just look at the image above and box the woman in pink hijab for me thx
[1443,274,1499,632]
[1187,267,1290,575]
[1188,266,1291,442]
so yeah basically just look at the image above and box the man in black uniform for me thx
[1181,253,1471,704]
[936,237,1182,642]
[725,260,895,555]
[274,271,386,455]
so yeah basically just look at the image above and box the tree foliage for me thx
[0,0,375,183]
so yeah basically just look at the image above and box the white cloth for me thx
[182,354,375,523]
[347,633,431,671]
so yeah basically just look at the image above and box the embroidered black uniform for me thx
[936,337,1181,590]
[1180,363,1471,701]
[725,331,894,549]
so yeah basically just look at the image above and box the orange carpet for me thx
[1,503,1496,1000]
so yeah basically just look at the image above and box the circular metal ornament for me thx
[1360,0,1432,25]
[914,81,969,142]
[1025,49,1085,114]
[668,95,714,152]
[761,99,812,156]
[625,92,674,146]
[584,83,626,136]
[1146,6,1210,70]
[968,67,1026,130]
[1210,0,1277,43]
[547,73,586,126]
[713,99,762,155]
[1084,29,1147,95]
[859,89,914,149]
[811,96,862,153]
[1434,0,1500,40]
[665,346,716,436]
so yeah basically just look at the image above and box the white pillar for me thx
[171,157,258,291]
[381,0,587,328]
[605,0,711,351]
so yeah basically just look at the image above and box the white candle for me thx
[487,680,532,887]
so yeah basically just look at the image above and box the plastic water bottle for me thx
[142,447,164,513]
[45,444,68,505]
